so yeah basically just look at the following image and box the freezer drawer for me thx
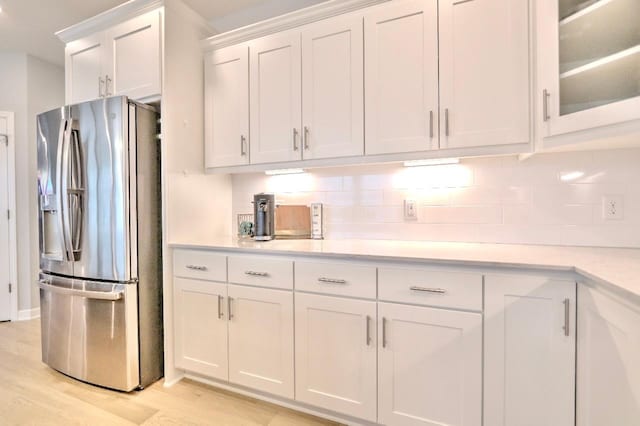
[39,273,140,391]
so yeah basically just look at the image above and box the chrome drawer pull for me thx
[186,265,207,271]
[410,286,446,294]
[245,271,269,277]
[317,277,347,284]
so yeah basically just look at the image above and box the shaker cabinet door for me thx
[484,274,576,426]
[301,15,364,160]
[249,31,302,165]
[438,0,530,150]
[364,0,439,155]
[294,293,377,421]
[104,9,162,100]
[378,302,482,426]
[173,278,228,381]
[65,33,106,104]
[205,45,250,168]
[227,285,294,398]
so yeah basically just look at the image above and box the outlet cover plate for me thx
[603,195,624,220]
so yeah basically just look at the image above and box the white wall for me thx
[0,52,64,313]
[231,147,640,248]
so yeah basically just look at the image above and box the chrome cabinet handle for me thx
[186,265,207,271]
[563,298,570,336]
[366,315,371,346]
[382,317,387,348]
[240,135,247,156]
[429,110,434,139]
[317,277,346,284]
[543,89,551,122]
[228,297,234,319]
[218,295,223,319]
[105,75,112,96]
[98,76,105,97]
[245,271,269,277]
[410,286,446,294]
[292,128,299,151]
[303,126,310,150]
[445,108,450,136]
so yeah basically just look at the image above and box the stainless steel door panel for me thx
[39,273,140,391]
[37,107,74,277]
[69,97,132,282]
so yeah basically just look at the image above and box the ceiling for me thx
[0,0,326,67]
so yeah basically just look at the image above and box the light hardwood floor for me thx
[0,319,341,425]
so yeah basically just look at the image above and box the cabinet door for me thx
[295,293,376,421]
[378,302,482,426]
[227,285,294,398]
[577,284,640,426]
[364,0,438,155]
[538,0,640,137]
[65,33,106,104]
[205,45,250,168]
[301,15,364,160]
[484,274,576,426]
[249,31,302,165]
[104,10,162,100]
[173,278,228,381]
[438,0,530,149]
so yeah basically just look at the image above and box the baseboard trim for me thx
[17,307,40,321]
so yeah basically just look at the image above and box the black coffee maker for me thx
[253,193,275,241]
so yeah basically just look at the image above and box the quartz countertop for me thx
[169,237,640,299]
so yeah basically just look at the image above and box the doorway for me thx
[0,111,17,321]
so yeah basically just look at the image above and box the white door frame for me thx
[0,111,18,321]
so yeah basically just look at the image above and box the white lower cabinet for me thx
[173,277,228,381]
[294,293,377,421]
[378,302,482,426]
[577,284,640,426]
[484,274,576,426]
[227,284,294,398]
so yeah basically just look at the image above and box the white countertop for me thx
[169,237,640,299]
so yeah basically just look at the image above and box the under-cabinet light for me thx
[403,158,460,167]
[265,168,305,176]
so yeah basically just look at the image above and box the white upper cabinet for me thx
[249,31,302,165]
[64,9,162,104]
[378,302,482,426]
[484,274,576,426]
[205,45,250,168]
[104,10,162,100]
[438,0,530,149]
[364,0,439,155]
[295,293,377,421]
[577,284,640,426]
[66,34,107,104]
[301,15,364,160]
[538,0,640,138]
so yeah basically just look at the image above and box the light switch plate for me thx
[404,199,417,220]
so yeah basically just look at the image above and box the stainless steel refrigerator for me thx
[36,96,163,391]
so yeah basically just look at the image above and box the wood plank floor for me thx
[0,319,341,425]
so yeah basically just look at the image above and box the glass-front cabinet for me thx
[538,0,640,137]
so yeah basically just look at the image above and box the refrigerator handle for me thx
[60,119,75,262]
[67,120,84,261]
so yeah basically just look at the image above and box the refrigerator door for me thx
[39,273,140,391]
[68,97,135,282]
[37,106,74,277]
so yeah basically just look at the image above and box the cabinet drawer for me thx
[173,249,227,282]
[228,256,293,290]
[379,267,482,311]
[295,261,376,299]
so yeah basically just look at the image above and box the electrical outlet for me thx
[603,195,624,220]
[404,199,417,220]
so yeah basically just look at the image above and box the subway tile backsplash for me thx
[231,148,640,248]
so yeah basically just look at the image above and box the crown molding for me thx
[201,0,388,51]
[56,0,164,43]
